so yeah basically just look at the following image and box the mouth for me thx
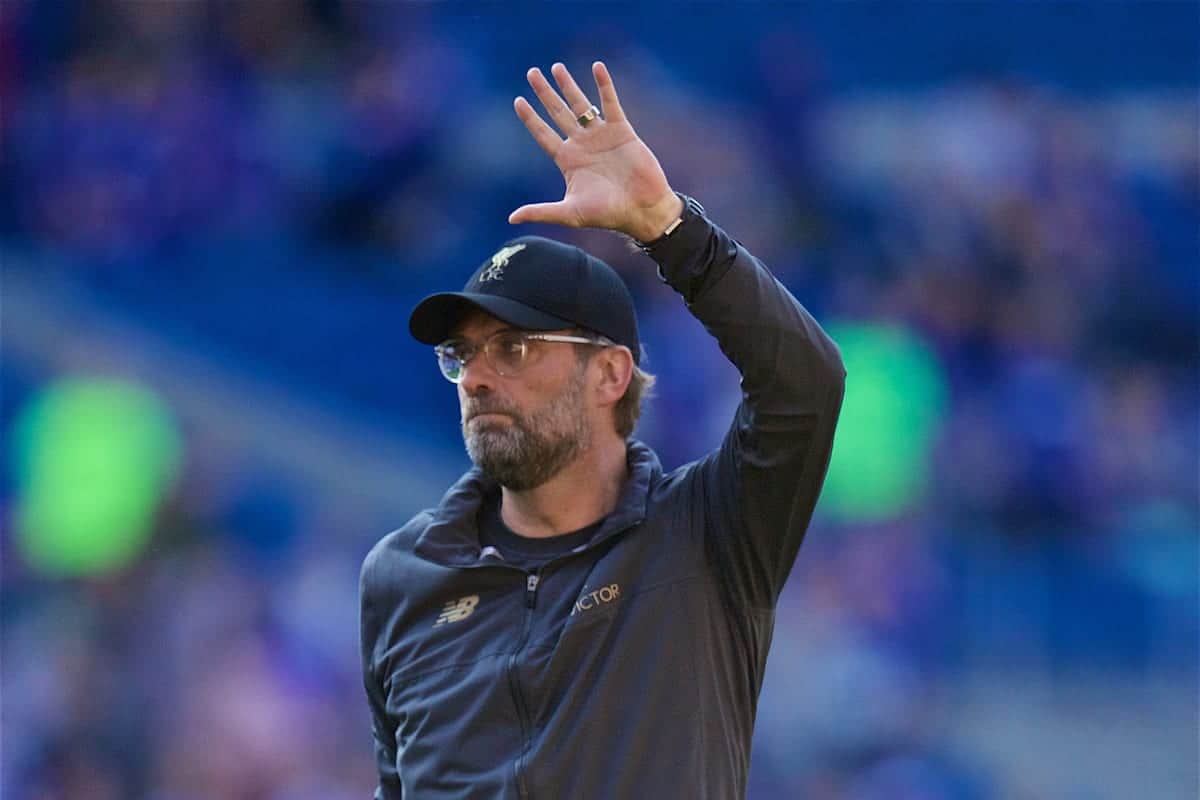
[467,412,513,424]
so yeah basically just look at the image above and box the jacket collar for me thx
[414,440,661,568]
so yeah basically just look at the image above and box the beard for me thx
[461,368,592,491]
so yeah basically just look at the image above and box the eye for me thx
[493,332,525,355]
[490,332,528,370]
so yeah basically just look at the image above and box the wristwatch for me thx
[635,192,705,252]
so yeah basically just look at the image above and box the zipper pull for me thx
[525,573,540,609]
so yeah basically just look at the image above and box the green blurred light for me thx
[822,322,947,522]
[11,378,182,576]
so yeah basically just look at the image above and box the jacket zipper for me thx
[509,569,541,799]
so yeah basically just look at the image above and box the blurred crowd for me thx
[1,1,1196,799]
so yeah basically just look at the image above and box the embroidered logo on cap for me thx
[479,243,526,283]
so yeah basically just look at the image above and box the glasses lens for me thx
[487,331,528,375]
[436,344,465,383]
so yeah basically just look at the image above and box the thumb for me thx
[508,201,575,226]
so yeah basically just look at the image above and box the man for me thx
[360,61,845,799]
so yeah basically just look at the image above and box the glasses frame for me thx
[434,329,614,383]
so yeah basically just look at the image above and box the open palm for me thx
[510,62,680,243]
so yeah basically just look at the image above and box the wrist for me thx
[628,192,685,243]
[632,192,706,256]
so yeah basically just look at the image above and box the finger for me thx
[509,201,576,227]
[526,67,577,135]
[550,62,597,119]
[514,96,563,156]
[592,61,627,124]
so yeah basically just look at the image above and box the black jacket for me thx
[360,205,846,799]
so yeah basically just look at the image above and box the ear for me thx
[590,346,634,409]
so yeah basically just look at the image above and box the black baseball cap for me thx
[409,236,641,363]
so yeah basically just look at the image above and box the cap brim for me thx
[408,292,577,345]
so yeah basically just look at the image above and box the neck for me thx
[499,433,628,538]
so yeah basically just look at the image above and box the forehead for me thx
[450,309,511,340]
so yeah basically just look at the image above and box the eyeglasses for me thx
[434,329,613,383]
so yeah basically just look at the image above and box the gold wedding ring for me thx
[576,105,601,127]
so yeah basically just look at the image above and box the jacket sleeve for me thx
[645,198,846,609]
[360,551,404,799]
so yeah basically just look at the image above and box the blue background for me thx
[1,2,1196,798]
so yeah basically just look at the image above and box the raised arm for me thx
[647,208,846,608]
[511,61,846,608]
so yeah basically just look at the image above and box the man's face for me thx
[452,312,593,491]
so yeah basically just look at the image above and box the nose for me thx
[458,352,497,394]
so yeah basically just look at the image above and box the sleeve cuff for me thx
[639,194,717,295]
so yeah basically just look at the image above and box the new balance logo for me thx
[479,243,526,282]
[435,595,480,626]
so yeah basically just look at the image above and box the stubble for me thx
[462,367,592,491]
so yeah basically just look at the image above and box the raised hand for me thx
[509,61,683,243]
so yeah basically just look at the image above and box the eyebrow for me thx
[446,326,521,343]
